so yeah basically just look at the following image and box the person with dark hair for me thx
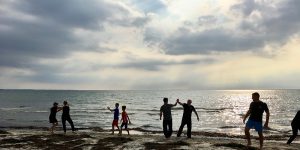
[160,98,177,138]
[49,102,61,134]
[107,103,120,135]
[120,105,131,135]
[287,110,300,144]
[62,101,75,134]
[243,92,270,149]
[177,99,199,138]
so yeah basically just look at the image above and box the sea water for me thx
[0,89,299,136]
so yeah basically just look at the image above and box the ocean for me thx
[0,89,299,136]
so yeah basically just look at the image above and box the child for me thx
[62,101,75,134]
[243,92,270,149]
[49,102,61,134]
[120,105,131,135]
[107,103,120,134]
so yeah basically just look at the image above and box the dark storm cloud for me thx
[146,0,300,55]
[0,0,146,68]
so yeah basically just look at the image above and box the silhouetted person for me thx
[107,103,120,135]
[243,92,270,150]
[177,99,199,138]
[160,98,177,138]
[287,110,300,144]
[62,101,75,133]
[49,102,61,134]
[120,105,131,135]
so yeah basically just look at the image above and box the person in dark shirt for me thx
[49,102,61,134]
[177,99,199,138]
[107,103,120,135]
[160,98,177,138]
[243,92,270,149]
[62,101,75,134]
[287,110,300,144]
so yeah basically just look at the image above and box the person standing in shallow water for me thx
[49,102,62,134]
[160,98,177,138]
[243,92,270,150]
[62,101,75,134]
[177,99,199,138]
[107,103,120,135]
[287,110,300,144]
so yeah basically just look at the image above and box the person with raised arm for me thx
[177,99,199,138]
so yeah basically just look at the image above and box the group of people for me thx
[159,92,300,149]
[49,92,300,149]
[49,101,75,134]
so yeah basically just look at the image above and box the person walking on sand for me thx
[177,99,199,138]
[120,105,131,135]
[287,110,300,144]
[62,101,75,134]
[243,92,270,149]
[160,98,177,138]
[107,103,120,135]
[49,102,62,134]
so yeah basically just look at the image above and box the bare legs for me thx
[244,127,251,146]
[112,125,120,135]
[50,122,58,134]
[245,127,263,150]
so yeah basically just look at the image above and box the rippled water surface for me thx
[0,89,299,136]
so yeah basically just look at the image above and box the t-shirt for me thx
[249,101,269,122]
[62,106,70,118]
[182,104,196,121]
[292,110,300,126]
[50,106,57,118]
[160,104,173,120]
[114,108,119,120]
[122,111,128,123]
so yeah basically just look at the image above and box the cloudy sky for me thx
[1,0,300,90]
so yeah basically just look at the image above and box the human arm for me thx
[243,110,251,124]
[177,99,183,106]
[107,107,114,112]
[193,108,200,121]
[171,99,178,107]
[127,115,131,124]
[57,107,62,112]
[160,111,162,120]
[264,109,270,128]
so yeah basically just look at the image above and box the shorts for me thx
[112,119,119,127]
[246,119,263,133]
[121,122,128,129]
[49,116,58,123]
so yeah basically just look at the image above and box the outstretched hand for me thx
[197,117,200,122]
[176,99,179,103]
[107,107,110,110]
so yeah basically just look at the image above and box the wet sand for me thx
[0,127,299,150]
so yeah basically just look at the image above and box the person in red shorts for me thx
[107,103,120,135]
[120,105,131,135]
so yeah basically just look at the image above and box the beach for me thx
[0,127,299,150]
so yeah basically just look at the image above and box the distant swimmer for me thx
[107,103,120,135]
[160,98,177,138]
[287,110,300,144]
[62,101,75,134]
[49,102,62,134]
[243,92,270,150]
[177,99,199,138]
[120,105,131,135]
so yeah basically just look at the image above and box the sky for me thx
[0,0,300,90]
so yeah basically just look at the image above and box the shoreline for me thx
[1,127,299,150]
